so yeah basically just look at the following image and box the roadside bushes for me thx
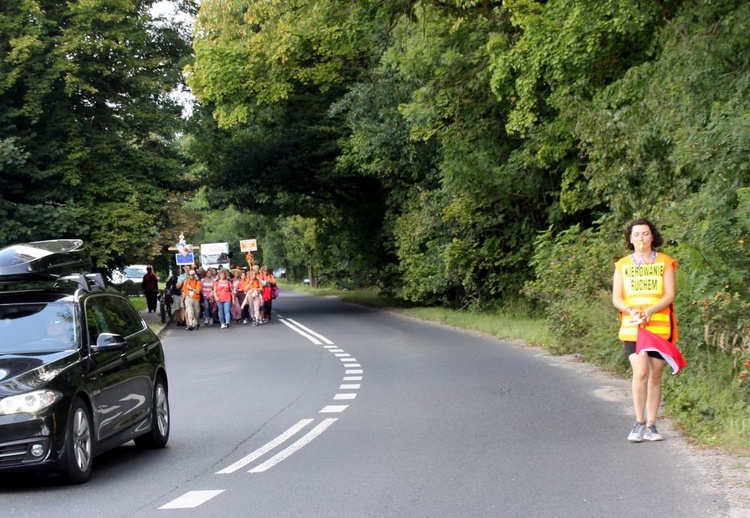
[522,225,624,365]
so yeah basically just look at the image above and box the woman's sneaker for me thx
[643,424,663,441]
[628,421,646,442]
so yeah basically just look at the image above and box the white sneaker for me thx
[628,421,646,442]
[643,424,663,441]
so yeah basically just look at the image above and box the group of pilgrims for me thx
[166,263,278,331]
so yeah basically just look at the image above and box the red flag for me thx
[636,327,687,375]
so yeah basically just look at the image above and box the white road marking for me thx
[328,348,345,353]
[334,353,350,357]
[159,490,225,509]
[286,318,335,344]
[340,384,360,389]
[340,358,357,363]
[324,345,337,349]
[249,418,338,473]
[320,405,349,413]
[343,376,363,381]
[334,393,357,400]
[216,419,314,474]
[279,319,322,345]
[346,369,363,375]
[345,363,361,368]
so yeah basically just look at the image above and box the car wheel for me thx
[134,375,170,449]
[63,398,93,484]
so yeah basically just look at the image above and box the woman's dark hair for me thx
[625,218,664,250]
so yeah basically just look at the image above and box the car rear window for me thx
[0,301,78,353]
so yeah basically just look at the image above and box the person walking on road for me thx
[243,269,263,326]
[201,269,216,326]
[259,265,276,323]
[214,269,235,329]
[612,218,677,443]
[141,265,159,313]
[182,269,203,331]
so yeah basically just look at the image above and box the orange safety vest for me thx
[615,252,677,342]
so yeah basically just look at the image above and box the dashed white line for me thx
[340,384,360,389]
[334,393,357,400]
[249,418,339,473]
[160,490,225,509]
[346,369,363,375]
[343,376,363,381]
[216,419,314,474]
[320,405,349,413]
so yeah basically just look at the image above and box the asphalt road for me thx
[0,292,730,517]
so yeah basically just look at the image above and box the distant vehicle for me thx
[273,267,286,279]
[110,264,151,284]
[0,240,170,483]
[200,242,231,270]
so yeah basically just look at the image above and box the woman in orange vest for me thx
[613,218,676,443]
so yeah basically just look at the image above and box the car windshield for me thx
[202,253,228,264]
[0,301,78,354]
[124,267,147,279]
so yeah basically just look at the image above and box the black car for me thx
[0,239,170,483]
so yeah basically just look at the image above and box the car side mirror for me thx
[91,333,127,353]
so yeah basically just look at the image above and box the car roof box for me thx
[0,239,92,281]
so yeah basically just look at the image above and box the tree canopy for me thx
[188,0,748,346]
[0,0,196,268]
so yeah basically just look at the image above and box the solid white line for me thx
[286,319,335,345]
[159,490,225,509]
[334,393,357,400]
[340,384,360,389]
[279,319,322,345]
[343,376,363,381]
[345,369,363,375]
[320,405,349,413]
[249,419,338,473]
[216,419,314,474]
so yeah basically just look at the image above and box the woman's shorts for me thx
[623,341,664,359]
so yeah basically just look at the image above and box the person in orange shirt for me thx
[182,269,203,331]
[242,269,263,326]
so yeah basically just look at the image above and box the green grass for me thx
[129,296,147,311]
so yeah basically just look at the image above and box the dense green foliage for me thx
[189,0,749,446]
[0,0,195,268]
